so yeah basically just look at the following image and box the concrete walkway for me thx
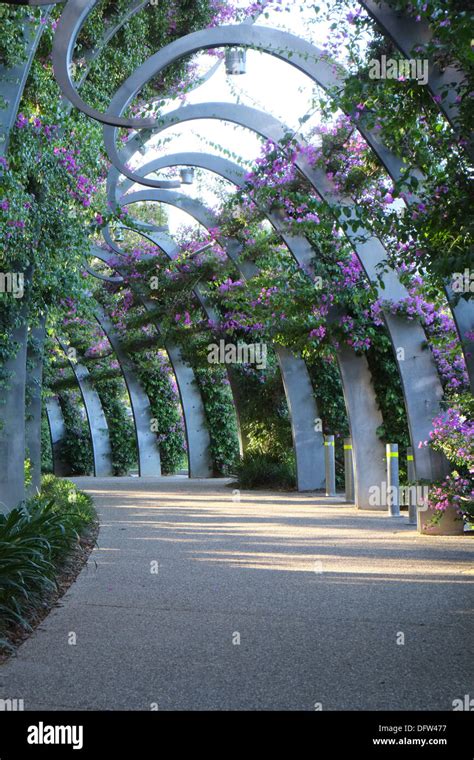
[0,477,472,711]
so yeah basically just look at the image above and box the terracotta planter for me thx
[417,504,465,536]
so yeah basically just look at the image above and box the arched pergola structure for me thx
[99,21,472,391]
[0,0,470,515]
[106,99,446,484]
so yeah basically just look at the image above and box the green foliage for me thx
[0,5,32,67]
[232,451,296,490]
[57,392,94,476]
[132,350,186,474]
[232,352,293,460]
[0,476,95,649]
[95,379,137,476]
[24,458,32,489]
[40,409,53,474]
[193,364,240,475]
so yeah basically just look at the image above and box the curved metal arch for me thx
[52,1,267,129]
[94,305,161,477]
[102,227,245,467]
[74,0,149,92]
[45,396,70,478]
[119,188,328,492]
[111,101,446,482]
[56,336,113,476]
[52,0,156,129]
[102,23,416,189]
[84,262,123,283]
[358,0,470,147]
[93,239,244,474]
[88,247,213,478]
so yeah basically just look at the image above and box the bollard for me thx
[386,443,401,517]
[344,437,354,503]
[406,446,417,525]
[325,435,336,497]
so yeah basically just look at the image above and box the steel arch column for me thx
[45,395,70,478]
[94,306,161,477]
[0,12,51,510]
[336,344,386,510]
[56,337,113,476]
[25,318,46,495]
[0,322,28,512]
[165,342,213,478]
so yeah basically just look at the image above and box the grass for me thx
[231,451,296,490]
[0,475,96,652]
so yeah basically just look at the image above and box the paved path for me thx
[1,477,472,710]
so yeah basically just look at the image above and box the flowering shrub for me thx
[424,394,474,525]
[374,285,469,391]
[192,364,240,475]
[429,396,474,471]
[426,473,474,525]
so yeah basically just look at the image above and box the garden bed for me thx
[0,477,98,661]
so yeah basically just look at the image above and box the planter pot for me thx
[417,504,465,536]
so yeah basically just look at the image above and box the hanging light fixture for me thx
[136,128,154,155]
[115,227,124,243]
[225,48,246,75]
[179,166,195,185]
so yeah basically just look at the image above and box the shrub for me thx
[40,410,53,474]
[0,476,95,650]
[425,472,474,526]
[38,474,95,529]
[429,394,474,472]
[232,451,296,490]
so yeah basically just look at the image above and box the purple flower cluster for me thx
[430,407,474,471]
[427,473,473,516]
